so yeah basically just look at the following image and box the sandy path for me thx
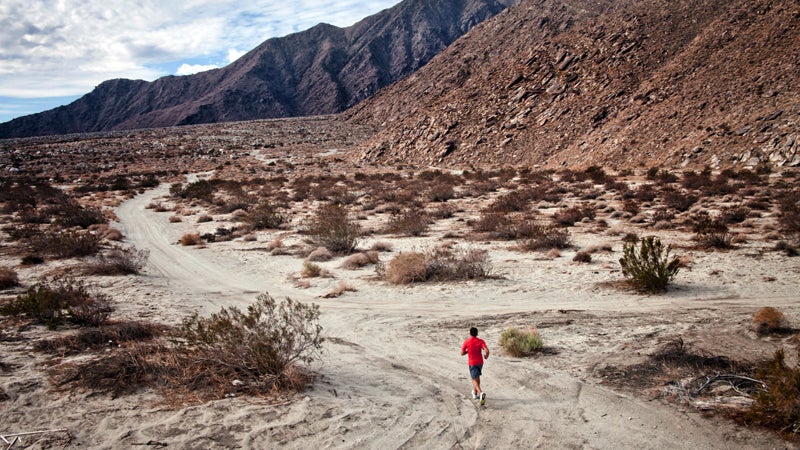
[100,186,800,449]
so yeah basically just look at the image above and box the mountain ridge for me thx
[349,0,800,170]
[0,0,516,139]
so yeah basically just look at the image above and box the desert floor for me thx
[3,165,799,449]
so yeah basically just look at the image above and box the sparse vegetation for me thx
[619,236,680,293]
[499,327,543,356]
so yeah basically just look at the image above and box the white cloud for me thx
[227,48,247,63]
[0,0,401,103]
[176,63,220,76]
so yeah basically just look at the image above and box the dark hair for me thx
[470,327,478,337]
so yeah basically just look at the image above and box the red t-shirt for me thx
[462,336,487,366]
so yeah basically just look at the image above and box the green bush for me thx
[499,328,543,356]
[31,229,102,258]
[302,203,360,254]
[180,293,324,388]
[619,236,680,293]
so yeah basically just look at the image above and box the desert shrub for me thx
[663,189,697,212]
[747,349,800,435]
[553,205,595,226]
[0,267,19,289]
[651,208,676,225]
[180,293,323,388]
[53,203,106,229]
[197,214,213,223]
[245,201,287,230]
[35,321,166,355]
[386,209,429,236]
[169,215,183,223]
[619,236,680,293]
[778,195,800,240]
[573,251,591,263]
[499,328,543,356]
[85,247,149,275]
[622,199,640,215]
[634,184,657,202]
[383,252,428,284]
[0,279,113,328]
[33,229,102,258]
[752,307,790,335]
[774,241,799,257]
[519,224,571,250]
[21,254,44,265]
[179,233,203,246]
[383,247,491,284]
[691,213,732,249]
[427,183,455,202]
[302,203,360,254]
[370,241,394,252]
[720,205,751,225]
[490,190,530,212]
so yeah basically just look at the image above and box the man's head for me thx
[470,327,478,337]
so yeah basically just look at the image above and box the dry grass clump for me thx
[104,228,124,241]
[499,328,543,356]
[169,215,183,223]
[301,261,331,278]
[84,247,149,275]
[752,307,790,335]
[322,281,357,298]
[306,247,333,262]
[179,233,203,246]
[0,267,19,289]
[50,294,324,402]
[196,214,213,223]
[382,247,492,285]
[340,251,380,270]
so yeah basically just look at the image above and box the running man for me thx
[461,327,490,405]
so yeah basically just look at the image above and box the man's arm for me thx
[483,344,490,359]
[461,344,467,356]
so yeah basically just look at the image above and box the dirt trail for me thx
[109,186,794,449]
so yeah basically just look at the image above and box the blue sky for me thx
[0,0,401,124]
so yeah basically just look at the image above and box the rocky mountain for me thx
[349,0,800,170]
[0,0,517,139]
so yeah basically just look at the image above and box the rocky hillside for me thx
[349,0,800,170]
[0,0,517,139]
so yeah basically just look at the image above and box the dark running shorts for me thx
[469,365,483,379]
